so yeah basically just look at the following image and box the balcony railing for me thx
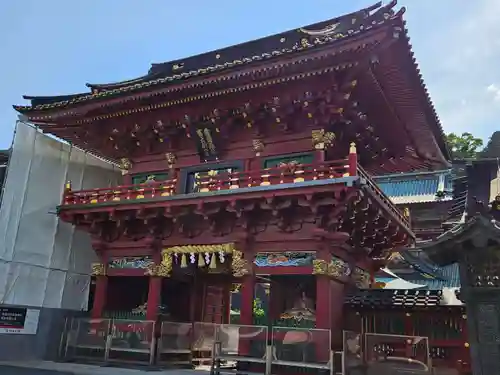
[62,159,352,206]
[357,165,411,228]
[60,150,410,229]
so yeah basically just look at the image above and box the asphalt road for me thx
[0,366,73,375]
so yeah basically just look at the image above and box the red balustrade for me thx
[63,179,177,206]
[194,159,351,192]
[61,159,352,206]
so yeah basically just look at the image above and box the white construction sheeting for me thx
[0,121,121,310]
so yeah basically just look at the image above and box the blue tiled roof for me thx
[377,178,438,197]
[378,263,461,290]
[374,170,453,203]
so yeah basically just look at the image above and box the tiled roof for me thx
[15,2,398,112]
[345,289,443,309]
[374,169,453,204]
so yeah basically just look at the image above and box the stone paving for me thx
[0,361,211,375]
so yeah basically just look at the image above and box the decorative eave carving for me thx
[252,139,265,156]
[312,257,351,278]
[119,158,132,175]
[165,152,176,169]
[144,261,172,277]
[353,267,371,288]
[231,250,251,277]
[91,262,106,276]
[312,129,336,150]
[159,243,250,277]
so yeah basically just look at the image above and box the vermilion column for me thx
[91,275,108,319]
[239,275,255,325]
[315,248,332,330]
[146,276,162,321]
[146,251,163,321]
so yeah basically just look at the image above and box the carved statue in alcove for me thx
[281,288,316,321]
[490,194,500,221]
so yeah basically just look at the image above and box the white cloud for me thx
[486,84,500,102]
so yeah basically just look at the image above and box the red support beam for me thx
[91,275,108,319]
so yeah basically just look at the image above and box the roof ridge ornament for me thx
[299,22,340,37]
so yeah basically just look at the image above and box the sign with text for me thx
[0,307,40,335]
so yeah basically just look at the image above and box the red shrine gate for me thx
[14,1,452,373]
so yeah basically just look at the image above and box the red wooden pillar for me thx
[236,239,254,356]
[268,280,282,322]
[146,277,162,321]
[348,142,358,176]
[91,275,108,319]
[330,280,345,349]
[313,150,325,163]
[146,251,163,321]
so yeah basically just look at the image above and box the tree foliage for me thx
[480,131,500,158]
[446,132,483,159]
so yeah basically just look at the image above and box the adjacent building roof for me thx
[345,289,456,309]
[421,213,500,266]
[444,158,499,226]
[374,169,453,204]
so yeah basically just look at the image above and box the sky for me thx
[0,0,498,149]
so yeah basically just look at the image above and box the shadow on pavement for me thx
[0,365,74,375]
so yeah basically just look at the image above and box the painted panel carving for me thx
[131,172,170,185]
[108,256,155,269]
[262,153,314,169]
[187,167,236,193]
[253,252,316,267]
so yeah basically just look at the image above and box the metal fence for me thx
[61,319,431,374]
[63,318,156,365]
[363,333,431,374]
[211,324,341,375]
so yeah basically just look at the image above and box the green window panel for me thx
[131,172,170,185]
[263,153,314,169]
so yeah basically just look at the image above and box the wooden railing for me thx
[194,159,351,192]
[61,159,352,206]
[357,165,411,228]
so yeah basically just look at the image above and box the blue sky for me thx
[1,0,497,149]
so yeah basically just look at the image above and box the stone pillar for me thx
[456,245,500,375]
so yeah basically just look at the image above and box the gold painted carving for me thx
[144,253,174,277]
[312,259,329,275]
[231,250,250,277]
[161,243,248,277]
[252,139,265,156]
[312,129,336,150]
[119,158,132,175]
[165,152,176,169]
[312,257,350,278]
[91,263,106,276]
[353,267,370,288]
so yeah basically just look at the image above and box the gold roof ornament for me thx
[299,23,340,36]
